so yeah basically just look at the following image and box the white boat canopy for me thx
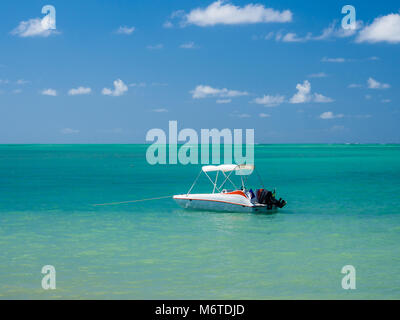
[202,164,254,173]
[186,164,258,195]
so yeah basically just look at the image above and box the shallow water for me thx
[0,144,399,299]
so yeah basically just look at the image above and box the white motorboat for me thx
[173,164,286,213]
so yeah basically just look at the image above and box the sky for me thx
[0,0,399,144]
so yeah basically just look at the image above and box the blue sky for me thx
[0,0,399,143]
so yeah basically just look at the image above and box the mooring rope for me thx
[94,195,173,206]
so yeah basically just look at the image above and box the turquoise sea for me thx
[0,144,399,299]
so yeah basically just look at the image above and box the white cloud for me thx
[41,88,57,96]
[277,21,362,43]
[13,89,22,94]
[182,1,292,27]
[152,108,168,112]
[290,80,333,104]
[130,82,147,87]
[321,57,347,63]
[163,21,173,28]
[263,32,274,40]
[321,20,362,39]
[231,113,251,118]
[275,32,283,41]
[290,80,312,103]
[309,72,328,78]
[330,125,346,132]
[320,111,344,120]
[281,32,306,42]
[259,113,271,118]
[147,44,164,50]
[357,13,400,43]
[11,15,59,38]
[322,56,377,63]
[16,79,30,85]
[180,42,197,49]
[102,79,128,96]
[252,94,285,107]
[314,93,334,103]
[116,26,135,35]
[315,22,339,40]
[61,128,79,134]
[367,77,390,89]
[191,85,248,99]
[68,87,92,96]
[163,10,185,28]
[382,99,391,103]
[257,32,279,41]
[0,79,9,84]
[192,85,220,98]
[216,99,232,104]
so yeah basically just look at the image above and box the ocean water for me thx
[0,144,399,299]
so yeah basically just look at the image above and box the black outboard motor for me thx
[257,189,287,209]
[276,198,287,209]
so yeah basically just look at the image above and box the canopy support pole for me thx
[219,170,238,191]
[205,172,221,193]
[213,171,219,194]
[186,170,202,195]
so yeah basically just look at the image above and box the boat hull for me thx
[173,193,278,213]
